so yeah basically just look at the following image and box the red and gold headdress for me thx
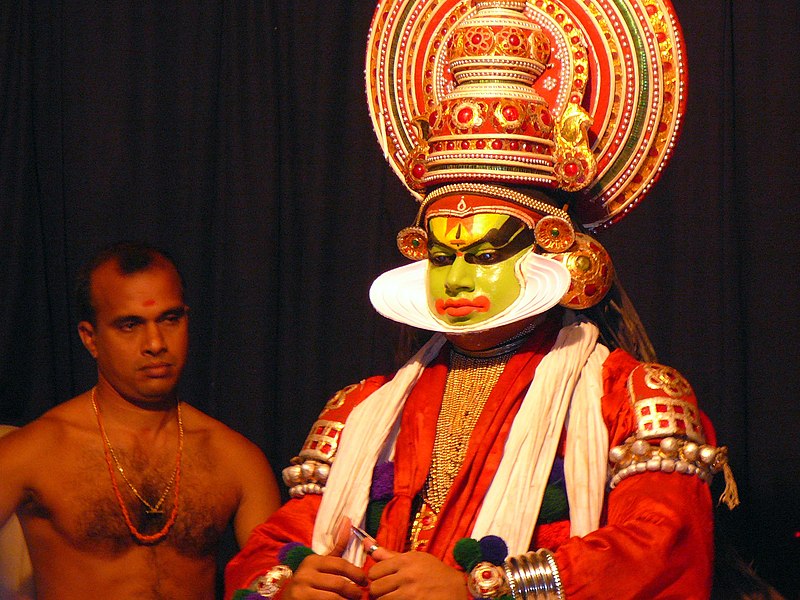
[366,0,687,229]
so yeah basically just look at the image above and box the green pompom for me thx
[283,545,315,572]
[366,499,388,537]
[453,537,483,572]
[538,481,570,524]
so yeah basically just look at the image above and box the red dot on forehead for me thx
[142,299,156,307]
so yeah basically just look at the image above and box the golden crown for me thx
[366,0,687,230]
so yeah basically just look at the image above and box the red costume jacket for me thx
[226,318,716,599]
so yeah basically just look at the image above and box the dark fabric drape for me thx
[1,1,798,596]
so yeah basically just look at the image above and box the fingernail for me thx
[350,525,378,550]
[360,534,379,552]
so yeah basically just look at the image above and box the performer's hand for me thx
[280,520,367,600]
[366,546,467,599]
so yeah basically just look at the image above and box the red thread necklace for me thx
[91,387,183,544]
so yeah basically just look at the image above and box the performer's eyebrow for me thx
[459,220,527,252]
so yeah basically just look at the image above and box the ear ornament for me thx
[543,233,614,310]
[396,227,429,261]
[534,216,575,253]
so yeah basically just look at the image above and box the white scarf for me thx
[313,318,608,562]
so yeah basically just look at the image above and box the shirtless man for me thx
[0,241,280,599]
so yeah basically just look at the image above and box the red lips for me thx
[435,295,491,317]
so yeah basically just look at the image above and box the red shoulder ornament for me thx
[608,362,739,509]
[282,378,387,498]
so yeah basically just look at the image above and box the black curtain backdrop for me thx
[1,1,798,596]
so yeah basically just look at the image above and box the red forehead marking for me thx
[444,214,474,232]
[142,299,156,307]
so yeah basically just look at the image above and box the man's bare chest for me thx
[20,444,237,557]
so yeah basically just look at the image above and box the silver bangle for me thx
[504,562,520,599]
[541,550,564,600]
[503,549,563,599]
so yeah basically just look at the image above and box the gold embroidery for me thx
[641,363,692,398]
[409,502,438,551]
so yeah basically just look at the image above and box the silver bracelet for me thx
[504,562,520,598]
[503,549,563,599]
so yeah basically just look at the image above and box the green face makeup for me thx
[426,213,535,326]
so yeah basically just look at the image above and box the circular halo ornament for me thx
[365,0,688,231]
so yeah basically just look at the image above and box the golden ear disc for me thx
[534,215,576,253]
[397,227,429,261]
[551,233,614,309]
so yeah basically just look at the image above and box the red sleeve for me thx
[554,349,715,599]
[224,494,321,596]
[556,472,713,599]
[223,375,388,598]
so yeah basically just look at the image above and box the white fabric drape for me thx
[312,334,447,560]
[313,319,608,564]
[471,320,602,553]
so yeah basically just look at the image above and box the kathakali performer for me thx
[226,0,738,598]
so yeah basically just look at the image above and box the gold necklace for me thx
[91,388,183,543]
[422,350,510,514]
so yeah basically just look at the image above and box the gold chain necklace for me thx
[91,388,183,544]
[422,350,510,513]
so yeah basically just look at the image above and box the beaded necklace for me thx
[91,388,183,544]
[422,350,511,514]
[421,321,539,514]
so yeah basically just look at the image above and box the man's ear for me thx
[77,321,98,359]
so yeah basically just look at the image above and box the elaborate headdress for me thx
[366,0,686,322]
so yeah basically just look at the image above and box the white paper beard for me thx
[369,251,570,334]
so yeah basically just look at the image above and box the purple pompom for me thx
[370,461,395,501]
[479,535,508,566]
[278,541,305,564]
[548,456,565,485]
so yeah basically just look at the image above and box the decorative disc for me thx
[552,232,614,308]
[396,226,429,261]
[535,215,576,252]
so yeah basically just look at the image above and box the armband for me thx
[615,362,740,509]
[282,381,378,497]
[608,436,739,510]
[282,456,331,498]
[281,419,341,497]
